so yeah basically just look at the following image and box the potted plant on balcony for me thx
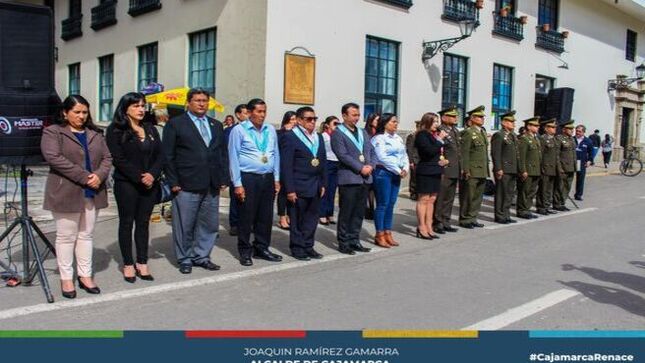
[499,5,511,17]
[561,30,570,38]
[520,15,528,24]
[475,0,484,10]
[541,23,551,32]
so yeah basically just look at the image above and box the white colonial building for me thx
[39,0,645,156]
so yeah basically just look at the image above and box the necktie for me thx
[198,118,211,146]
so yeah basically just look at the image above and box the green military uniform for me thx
[536,118,560,214]
[490,111,519,223]
[553,121,577,210]
[517,117,542,218]
[406,123,421,200]
[433,106,461,231]
[458,105,490,227]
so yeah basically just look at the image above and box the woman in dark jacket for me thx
[106,92,164,283]
[41,95,112,299]
[276,111,297,229]
[414,112,449,240]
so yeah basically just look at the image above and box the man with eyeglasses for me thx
[331,103,377,255]
[280,107,327,260]
[229,98,282,266]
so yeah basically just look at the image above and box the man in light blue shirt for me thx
[228,98,282,266]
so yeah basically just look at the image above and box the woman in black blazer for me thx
[276,111,297,229]
[414,112,449,240]
[106,92,164,283]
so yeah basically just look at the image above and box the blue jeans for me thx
[373,168,401,232]
[319,160,339,218]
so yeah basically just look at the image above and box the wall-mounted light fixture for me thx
[422,20,475,62]
[607,63,645,91]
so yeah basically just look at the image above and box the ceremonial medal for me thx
[261,155,268,163]
[311,158,320,167]
[359,154,365,163]
[440,155,445,161]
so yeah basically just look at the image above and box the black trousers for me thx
[228,182,240,228]
[288,195,321,256]
[337,184,368,248]
[238,172,275,258]
[575,168,587,198]
[114,180,158,265]
[277,188,288,217]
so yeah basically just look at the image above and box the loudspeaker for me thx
[544,87,575,125]
[0,2,60,165]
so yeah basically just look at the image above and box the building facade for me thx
[48,0,645,157]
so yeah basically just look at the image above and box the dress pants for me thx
[575,168,586,199]
[277,188,288,217]
[554,172,574,208]
[238,172,275,258]
[228,182,239,228]
[494,174,516,221]
[171,190,220,267]
[459,177,486,224]
[536,175,557,211]
[337,184,368,249]
[434,177,458,229]
[319,160,339,218]
[114,180,158,265]
[52,198,97,280]
[288,195,321,256]
[517,175,540,215]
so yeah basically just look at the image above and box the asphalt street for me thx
[0,172,643,330]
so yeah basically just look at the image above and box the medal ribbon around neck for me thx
[293,126,320,156]
[337,123,364,154]
[243,121,270,155]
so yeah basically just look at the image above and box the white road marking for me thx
[0,248,386,322]
[483,208,598,230]
[639,196,645,200]
[463,289,580,330]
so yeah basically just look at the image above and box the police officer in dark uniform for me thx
[433,106,461,233]
[536,118,559,215]
[517,117,542,219]
[490,110,519,224]
[458,105,489,229]
[553,121,576,211]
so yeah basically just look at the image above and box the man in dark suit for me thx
[574,124,594,201]
[280,106,327,260]
[331,103,377,255]
[163,88,229,274]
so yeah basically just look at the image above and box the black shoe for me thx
[472,222,485,228]
[62,289,76,299]
[135,271,154,281]
[536,209,549,215]
[338,246,356,255]
[546,209,558,214]
[306,249,324,259]
[253,249,283,262]
[529,213,539,219]
[319,219,330,226]
[179,265,192,274]
[517,214,532,220]
[459,223,474,229]
[229,226,238,236]
[292,254,311,261]
[434,227,446,234]
[506,218,517,223]
[328,219,337,225]
[553,206,568,212]
[495,218,509,224]
[444,226,458,232]
[351,243,371,253]
[123,275,136,283]
[194,260,221,271]
[415,228,433,240]
[77,277,100,294]
[240,257,253,266]
[574,196,583,201]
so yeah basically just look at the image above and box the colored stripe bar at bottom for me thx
[0,330,123,338]
[363,330,478,339]
[530,331,645,338]
[186,330,307,339]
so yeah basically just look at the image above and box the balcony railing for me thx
[536,27,565,54]
[442,0,480,26]
[492,13,524,41]
[128,0,162,17]
[61,14,82,41]
[91,0,117,31]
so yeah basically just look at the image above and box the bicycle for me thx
[619,146,643,177]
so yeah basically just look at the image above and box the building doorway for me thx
[620,107,633,158]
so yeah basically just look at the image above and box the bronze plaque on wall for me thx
[284,53,315,105]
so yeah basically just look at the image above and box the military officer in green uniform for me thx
[458,105,489,229]
[536,118,559,215]
[433,106,461,233]
[517,117,542,219]
[490,110,519,224]
[553,121,577,211]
